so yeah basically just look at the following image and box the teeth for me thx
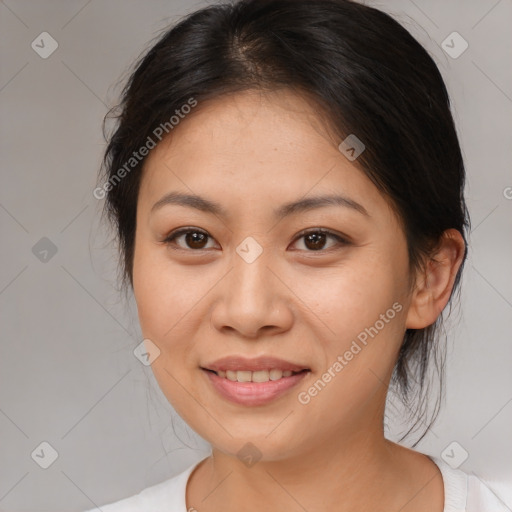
[236,370,252,382]
[218,369,297,382]
[253,370,271,382]
[269,369,281,381]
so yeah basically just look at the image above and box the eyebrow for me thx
[151,191,369,219]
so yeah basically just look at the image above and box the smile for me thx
[200,355,311,405]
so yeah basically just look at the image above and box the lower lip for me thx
[203,369,309,406]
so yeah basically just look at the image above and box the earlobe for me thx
[405,229,466,329]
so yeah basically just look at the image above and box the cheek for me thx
[297,252,407,342]
[290,257,408,422]
[132,245,208,412]
[133,238,175,336]
[133,239,409,352]
[132,243,215,360]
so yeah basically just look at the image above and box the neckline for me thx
[181,454,469,512]
[180,455,211,510]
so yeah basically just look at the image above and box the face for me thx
[132,90,415,462]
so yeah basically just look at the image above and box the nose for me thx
[210,253,294,339]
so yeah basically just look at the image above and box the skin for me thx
[132,89,465,512]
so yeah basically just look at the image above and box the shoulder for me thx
[466,471,511,512]
[429,456,511,512]
[82,457,207,512]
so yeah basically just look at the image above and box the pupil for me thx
[305,232,326,250]
[187,232,207,248]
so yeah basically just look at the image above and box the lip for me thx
[202,368,309,406]
[202,355,310,373]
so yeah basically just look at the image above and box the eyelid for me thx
[162,226,351,251]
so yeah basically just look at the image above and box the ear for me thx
[405,229,466,329]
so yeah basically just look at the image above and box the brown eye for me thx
[163,228,215,250]
[163,227,349,253]
[303,231,328,251]
[292,229,349,252]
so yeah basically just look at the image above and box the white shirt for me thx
[84,455,510,511]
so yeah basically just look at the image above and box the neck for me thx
[186,427,441,511]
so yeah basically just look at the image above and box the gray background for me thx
[0,0,511,510]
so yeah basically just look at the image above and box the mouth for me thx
[200,356,311,406]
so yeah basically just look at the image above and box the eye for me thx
[162,227,218,251]
[291,228,350,252]
[162,227,350,252]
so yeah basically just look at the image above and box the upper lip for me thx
[202,356,310,373]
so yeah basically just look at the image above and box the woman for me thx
[86,0,506,510]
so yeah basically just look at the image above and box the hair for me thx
[99,0,470,444]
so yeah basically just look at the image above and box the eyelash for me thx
[162,227,351,253]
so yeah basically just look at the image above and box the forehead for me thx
[139,90,386,218]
